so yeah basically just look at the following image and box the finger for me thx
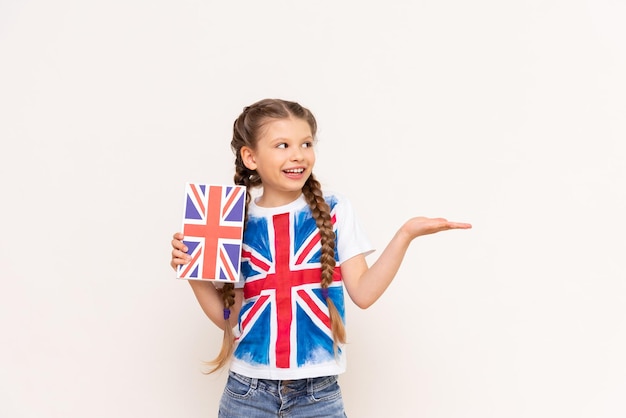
[170,259,179,271]
[172,247,191,260]
[446,222,472,229]
[171,239,188,252]
[171,254,190,273]
[170,257,188,270]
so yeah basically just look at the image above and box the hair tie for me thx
[223,308,231,320]
[321,288,329,300]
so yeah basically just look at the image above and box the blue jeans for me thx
[218,371,347,418]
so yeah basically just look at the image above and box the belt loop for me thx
[250,377,258,390]
[307,377,314,395]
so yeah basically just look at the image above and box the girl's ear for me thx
[240,146,257,170]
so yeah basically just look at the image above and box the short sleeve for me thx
[332,194,375,263]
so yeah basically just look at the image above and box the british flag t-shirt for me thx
[230,193,374,380]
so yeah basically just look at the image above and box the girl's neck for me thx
[255,190,303,208]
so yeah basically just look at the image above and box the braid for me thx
[302,174,346,353]
[203,284,236,374]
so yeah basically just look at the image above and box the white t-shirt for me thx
[229,192,374,380]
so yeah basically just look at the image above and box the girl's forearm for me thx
[350,227,413,309]
[188,281,241,330]
[347,216,471,308]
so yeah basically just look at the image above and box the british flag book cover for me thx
[177,183,246,282]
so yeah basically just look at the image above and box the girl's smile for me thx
[240,117,316,207]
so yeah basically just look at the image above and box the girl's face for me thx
[241,117,316,207]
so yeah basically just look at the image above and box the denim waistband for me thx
[228,370,338,395]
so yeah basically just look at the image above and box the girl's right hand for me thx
[170,232,191,271]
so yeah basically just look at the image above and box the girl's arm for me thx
[171,232,243,329]
[340,217,471,309]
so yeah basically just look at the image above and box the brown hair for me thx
[204,98,344,373]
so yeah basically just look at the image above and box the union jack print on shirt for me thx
[234,198,344,369]
[177,183,246,282]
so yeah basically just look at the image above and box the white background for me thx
[1,1,625,417]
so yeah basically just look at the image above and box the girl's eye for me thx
[302,142,313,148]
[276,143,287,149]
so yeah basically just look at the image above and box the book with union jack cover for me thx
[177,183,246,282]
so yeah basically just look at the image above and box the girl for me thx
[170,98,471,417]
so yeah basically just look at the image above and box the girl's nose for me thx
[290,146,304,161]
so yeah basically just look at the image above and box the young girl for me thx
[170,98,471,417]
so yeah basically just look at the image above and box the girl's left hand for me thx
[401,217,472,240]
